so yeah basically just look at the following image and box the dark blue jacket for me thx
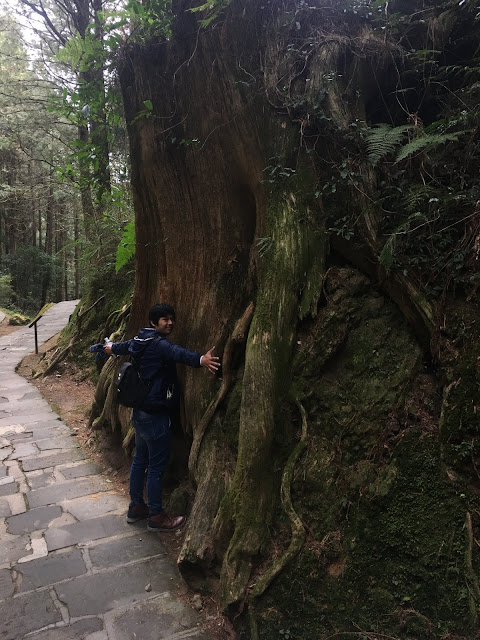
[111,328,202,413]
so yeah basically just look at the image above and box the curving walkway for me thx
[0,301,210,640]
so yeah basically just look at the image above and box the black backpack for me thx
[115,361,151,408]
[114,337,160,408]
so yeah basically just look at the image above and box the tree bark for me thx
[114,0,480,629]
[118,0,330,606]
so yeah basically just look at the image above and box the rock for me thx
[8,314,29,326]
[191,594,203,611]
[145,583,152,592]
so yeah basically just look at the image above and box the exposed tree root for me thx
[465,511,480,625]
[122,426,135,450]
[37,295,106,378]
[247,399,309,638]
[102,303,131,341]
[89,356,119,430]
[188,301,255,477]
[248,605,260,640]
[87,304,132,432]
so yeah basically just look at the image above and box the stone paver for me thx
[88,532,165,569]
[22,449,86,471]
[25,469,56,490]
[0,482,18,497]
[45,513,130,551]
[25,618,104,640]
[36,435,79,450]
[0,301,213,640]
[15,548,87,591]
[6,505,62,534]
[0,568,14,599]
[27,476,110,508]
[61,492,126,520]
[55,557,180,617]
[12,442,38,457]
[60,462,103,479]
[1,533,33,564]
[105,596,210,640]
[0,590,63,640]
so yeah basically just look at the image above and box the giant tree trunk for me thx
[115,0,480,636]
[118,0,382,596]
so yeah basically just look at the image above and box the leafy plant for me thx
[365,124,412,165]
[379,213,427,274]
[366,122,467,165]
[0,274,14,307]
[262,159,296,184]
[189,0,232,27]
[329,215,355,240]
[115,220,136,273]
[395,132,465,163]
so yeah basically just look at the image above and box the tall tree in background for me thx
[0,12,78,310]
[18,0,112,239]
[0,0,132,312]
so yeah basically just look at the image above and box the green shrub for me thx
[0,274,14,307]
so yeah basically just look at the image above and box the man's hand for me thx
[201,347,220,374]
[104,344,113,356]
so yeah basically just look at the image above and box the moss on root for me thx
[247,267,480,640]
[254,432,477,640]
[59,270,134,373]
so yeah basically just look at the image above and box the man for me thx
[104,303,220,532]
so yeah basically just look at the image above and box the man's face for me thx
[152,314,175,335]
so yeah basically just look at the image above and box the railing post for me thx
[34,321,38,354]
[28,303,54,354]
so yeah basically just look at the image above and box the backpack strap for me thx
[131,335,164,379]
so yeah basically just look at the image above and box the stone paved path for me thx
[0,301,211,640]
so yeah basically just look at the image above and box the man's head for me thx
[149,303,175,335]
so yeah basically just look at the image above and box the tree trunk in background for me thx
[31,203,36,248]
[37,208,42,252]
[74,206,80,298]
[55,215,66,302]
[115,0,480,636]
[44,182,53,257]
[41,181,54,305]
[78,123,98,244]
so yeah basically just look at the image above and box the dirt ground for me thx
[3,315,235,640]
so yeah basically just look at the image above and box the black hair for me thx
[149,303,176,325]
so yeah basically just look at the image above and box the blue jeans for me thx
[129,409,172,516]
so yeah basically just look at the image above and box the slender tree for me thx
[0,12,78,310]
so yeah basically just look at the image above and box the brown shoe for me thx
[126,503,149,523]
[147,513,186,532]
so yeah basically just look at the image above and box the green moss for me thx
[248,267,480,640]
[58,270,134,370]
[255,433,477,639]
[221,375,243,452]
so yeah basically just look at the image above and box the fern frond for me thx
[366,124,412,166]
[403,185,435,213]
[395,132,464,162]
[380,212,427,274]
[379,234,397,273]
[115,220,135,273]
